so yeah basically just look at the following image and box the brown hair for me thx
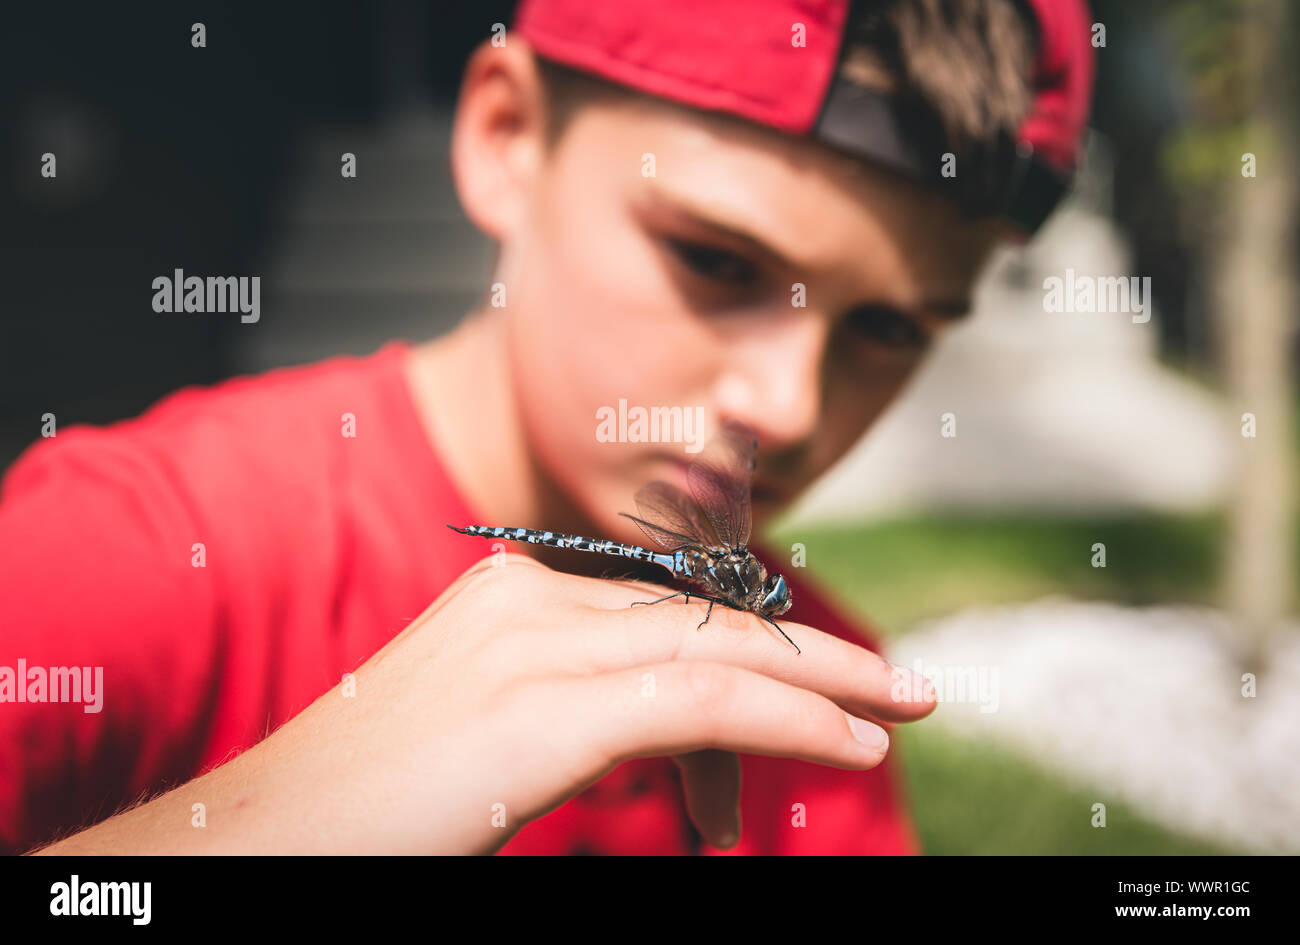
[839,0,1036,158]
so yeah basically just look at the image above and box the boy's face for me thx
[461,49,1002,545]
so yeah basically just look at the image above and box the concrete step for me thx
[265,219,494,293]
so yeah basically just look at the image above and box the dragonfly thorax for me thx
[682,550,789,616]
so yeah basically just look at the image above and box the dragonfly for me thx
[447,420,799,653]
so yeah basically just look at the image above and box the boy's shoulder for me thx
[4,342,414,497]
[0,339,483,643]
[0,341,464,582]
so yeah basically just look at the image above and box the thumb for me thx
[673,750,742,849]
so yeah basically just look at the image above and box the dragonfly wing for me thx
[687,420,756,551]
[623,480,724,552]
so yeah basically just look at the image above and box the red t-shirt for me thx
[0,342,920,855]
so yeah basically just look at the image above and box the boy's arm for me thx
[32,555,916,855]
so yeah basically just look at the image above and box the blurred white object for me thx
[889,598,1300,854]
[790,135,1231,521]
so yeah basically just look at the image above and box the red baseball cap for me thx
[514,0,1095,233]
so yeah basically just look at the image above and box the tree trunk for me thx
[1215,1,1296,668]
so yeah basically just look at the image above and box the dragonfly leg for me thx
[761,616,802,655]
[630,592,800,654]
[630,591,689,608]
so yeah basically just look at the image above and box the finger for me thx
[572,660,891,772]
[672,750,741,849]
[553,577,939,724]
[552,569,686,611]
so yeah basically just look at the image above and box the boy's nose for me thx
[713,310,828,449]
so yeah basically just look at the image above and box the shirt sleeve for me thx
[0,428,220,854]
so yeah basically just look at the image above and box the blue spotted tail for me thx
[447,524,678,574]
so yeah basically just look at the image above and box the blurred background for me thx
[2,1,1296,854]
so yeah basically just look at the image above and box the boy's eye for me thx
[844,305,929,350]
[665,238,759,286]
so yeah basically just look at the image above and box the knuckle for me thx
[476,551,544,581]
[443,558,501,601]
[430,558,556,662]
[497,551,547,571]
[458,553,548,602]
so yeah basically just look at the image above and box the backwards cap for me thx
[515,0,1095,233]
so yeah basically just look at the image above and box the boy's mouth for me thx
[662,457,792,507]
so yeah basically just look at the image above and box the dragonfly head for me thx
[759,573,792,617]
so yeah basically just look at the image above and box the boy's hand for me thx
[290,553,935,853]
[38,554,936,855]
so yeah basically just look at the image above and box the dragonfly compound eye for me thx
[761,574,792,616]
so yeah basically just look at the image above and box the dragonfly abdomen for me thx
[448,525,679,573]
[445,421,799,652]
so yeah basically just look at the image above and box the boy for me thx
[1,0,1093,854]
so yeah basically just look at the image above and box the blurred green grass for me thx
[770,512,1224,638]
[898,723,1241,855]
[768,512,1256,854]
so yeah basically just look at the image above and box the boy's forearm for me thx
[33,749,282,855]
[29,727,360,855]
[29,689,479,856]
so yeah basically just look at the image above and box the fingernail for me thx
[715,808,741,848]
[847,714,888,751]
[891,663,936,703]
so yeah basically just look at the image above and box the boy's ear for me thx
[450,41,548,242]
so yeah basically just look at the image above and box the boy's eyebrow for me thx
[643,185,804,270]
[642,185,973,320]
